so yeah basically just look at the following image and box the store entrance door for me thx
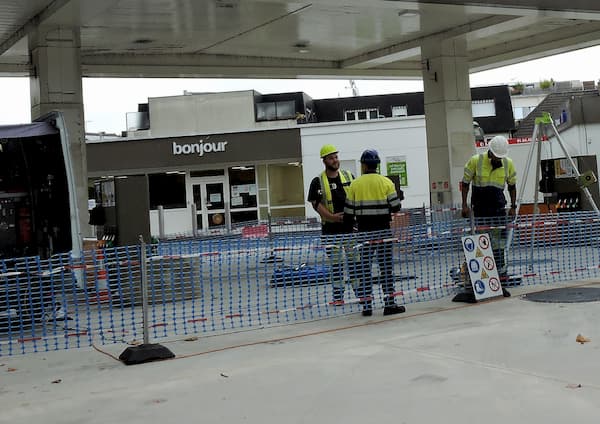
[190,178,227,231]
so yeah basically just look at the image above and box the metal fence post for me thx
[260,211,282,263]
[139,234,150,345]
[267,211,272,238]
[118,235,174,364]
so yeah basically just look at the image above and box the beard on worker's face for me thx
[326,162,339,172]
[491,158,502,168]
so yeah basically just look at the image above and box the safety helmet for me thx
[360,149,381,165]
[488,135,509,158]
[320,144,339,158]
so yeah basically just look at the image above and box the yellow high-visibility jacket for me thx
[463,153,516,216]
[344,173,401,232]
[319,169,353,221]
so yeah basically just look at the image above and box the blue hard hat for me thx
[360,149,380,165]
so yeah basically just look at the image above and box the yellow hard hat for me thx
[320,144,338,158]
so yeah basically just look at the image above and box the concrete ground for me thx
[1,281,599,424]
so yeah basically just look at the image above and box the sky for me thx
[1,45,600,135]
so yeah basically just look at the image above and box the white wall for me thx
[511,94,547,109]
[511,93,547,121]
[150,208,192,237]
[300,116,431,219]
[148,91,295,137]
[300,115,579,219]
[559,123,600,157]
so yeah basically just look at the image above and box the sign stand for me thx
[461,233,503,301]
[452,233,504,303]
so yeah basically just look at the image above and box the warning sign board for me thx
[461,233,502,300]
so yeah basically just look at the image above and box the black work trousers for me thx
[353,230,396,306]
[322,234,360,300]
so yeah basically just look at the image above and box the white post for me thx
[157,205,165,239]
[191,203,198,236]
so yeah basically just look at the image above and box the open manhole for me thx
[524,287,600,303]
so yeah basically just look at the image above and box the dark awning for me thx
[0,122,58,139]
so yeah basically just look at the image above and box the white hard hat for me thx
[488,135,509,158]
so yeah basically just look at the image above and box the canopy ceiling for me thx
[1,0,600,79]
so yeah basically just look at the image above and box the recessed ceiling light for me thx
[294,41,310,53]
[398,10,420,18]
[216,0,238,8]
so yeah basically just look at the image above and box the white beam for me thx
[81,63,424,79]
[469,22,600,71]
[0,62,31,76]
[398,0,600,14]
[0,0,71,56]
[341,15,512,69]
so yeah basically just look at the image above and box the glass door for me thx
[191,179,226,230]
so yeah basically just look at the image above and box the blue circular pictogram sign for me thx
[469,259,480,273]
[474,280,486,294]
[463,238,475,252]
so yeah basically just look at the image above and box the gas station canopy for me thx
[1,0,600,79]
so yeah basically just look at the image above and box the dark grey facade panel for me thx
[87,128,301,173]
[314,92,425,123]
[256,92,314,122]
[312,85,515,134]
[471,85,515,135]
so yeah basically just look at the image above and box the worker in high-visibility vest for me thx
[461,135,517,292]
[344,149,406,316]
[307,144,357,304]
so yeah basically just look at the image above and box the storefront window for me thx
[268,164,304,207]
[229,166,257,209]
[270,207,305,218]
[253,164,306,220]
[148,173,186,209]
[231,210,258,224]
[268,165,305,218]
[257,165,269,207]
[228,166,258,225]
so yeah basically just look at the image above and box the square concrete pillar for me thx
[422,37,475,206]
[29,25,90,252]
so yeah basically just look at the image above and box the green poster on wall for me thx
[386,156,408,186]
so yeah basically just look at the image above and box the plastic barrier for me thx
[2,210,600,356]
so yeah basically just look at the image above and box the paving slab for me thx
[1,281,599,424]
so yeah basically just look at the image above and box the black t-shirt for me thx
[308,173,354,235]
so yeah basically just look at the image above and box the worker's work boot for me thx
[361,300,373,316]
[331,287,344,305]
[383,296,406,316]
[383,304,406,315]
